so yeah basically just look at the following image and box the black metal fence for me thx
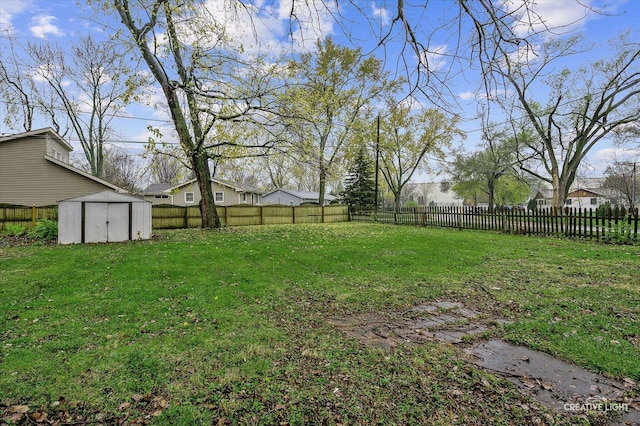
[351,206,639,242]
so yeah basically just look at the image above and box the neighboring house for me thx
[534,186,610,209]
[403,182,463,207]
[142,178,263,206]
[0,128,125,206]
[142,183,174,204]
[533,189,554,207]
[565,188,608,210]
[262,188,337,206]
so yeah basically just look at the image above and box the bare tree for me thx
[27,35,134,178]
[0,30,35,132]
[602,161,639,210]
[452,0,640,210]
[144,146,188,185]
[103,146,144,193]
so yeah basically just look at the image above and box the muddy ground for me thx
[327,300,639,425]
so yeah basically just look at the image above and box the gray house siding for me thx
[144,179,263,206]
[262,189,336,206]
[262,190,301,206]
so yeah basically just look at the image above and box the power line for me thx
[0,99,173,125]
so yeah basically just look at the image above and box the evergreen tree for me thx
[340,147,377,210]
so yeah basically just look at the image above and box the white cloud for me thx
[29,15,64,39]
[0,0,34,33]
[507,43,542,66]
[501,0,593,38]
[458,91,476,101]
[371,3,390,26]
[229,0,335,52]
[593,147,640,163]
[419,44,447,72]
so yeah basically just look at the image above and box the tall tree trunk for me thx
[318,170,326,206]
[487,179,495,212]
[394,191,401,212]
[192,152,220,229]
[115,1,221,229]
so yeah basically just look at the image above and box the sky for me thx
[1,0,639,181]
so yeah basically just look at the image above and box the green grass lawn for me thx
[1,223,638,424]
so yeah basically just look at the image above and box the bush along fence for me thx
[0,204,349,231]
[351,206,639,243]
[0,204,58,232]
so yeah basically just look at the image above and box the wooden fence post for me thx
[32,205,37,227]
[184,206,188,228]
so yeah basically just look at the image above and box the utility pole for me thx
[621,161,638,215]
[374,114,380,210]
[633,161,637,215]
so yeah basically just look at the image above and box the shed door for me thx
[85,203,130,243]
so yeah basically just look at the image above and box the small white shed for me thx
[58,190,152,244]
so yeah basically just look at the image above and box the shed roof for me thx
[59,190,149,203]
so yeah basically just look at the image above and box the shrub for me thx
[28,219,58,241]
[601,221,636,245]
[4,224,27,237]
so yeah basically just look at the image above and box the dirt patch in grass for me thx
[327,300,509,350]
[328,300,639,425]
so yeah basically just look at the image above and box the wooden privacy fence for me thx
[0,205,58,230]
[352,206,639,242]
[0,204,349,231]
[151,204,349,228]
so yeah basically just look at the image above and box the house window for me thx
[155,195,169,199]
[185,192,195,203]
[537,200,545,206]
[242,193,247,203]
[590,198,597,205]
[52,147,57,158]
[215,192,224,203]
[565,199,572,205]
[289,200,294,206]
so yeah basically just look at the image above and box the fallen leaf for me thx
[610,339,620,345]
[29,411,47,423]
[541,382,553,391]
[623,377,636,388]
[521,376,536,388]
[9,405,29,414]
[8,413,24,423]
